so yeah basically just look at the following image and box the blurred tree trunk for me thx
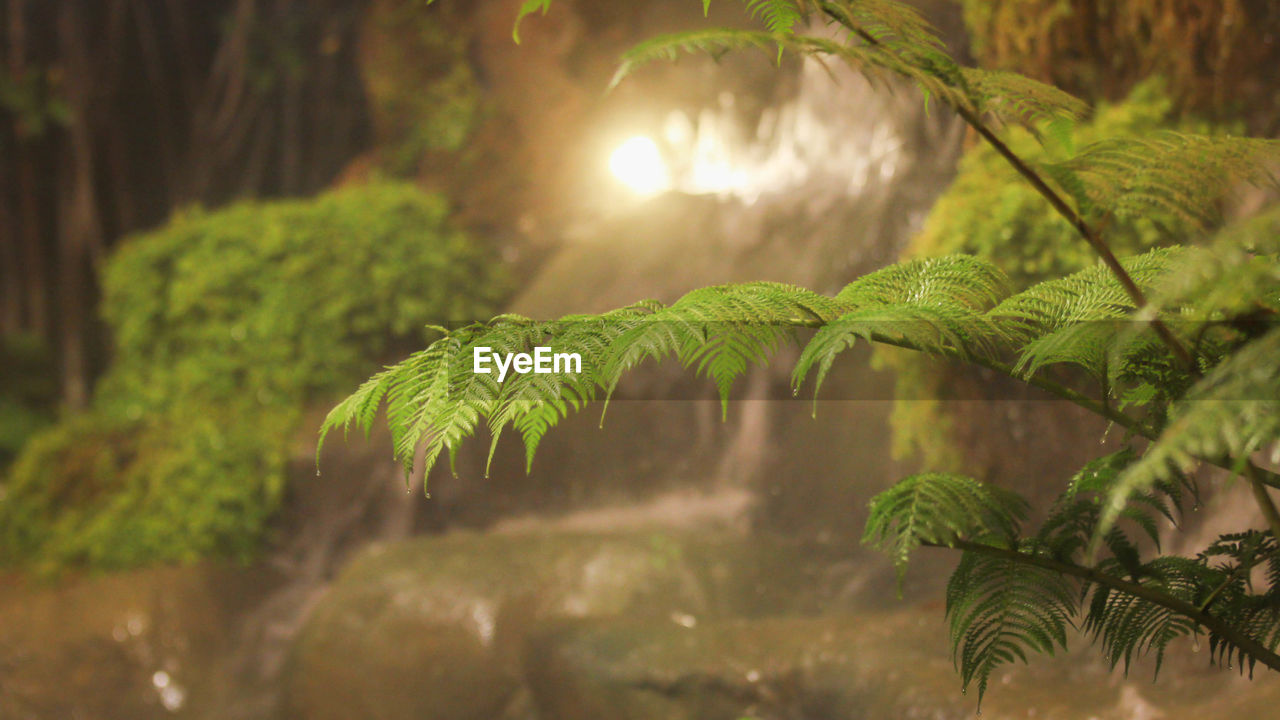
[54,1,102,409]
[0,0,372,407]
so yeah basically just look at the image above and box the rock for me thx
[281,530,826,720]
[0,564,278,720]
[523,612,1280,720]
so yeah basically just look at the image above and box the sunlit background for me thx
[3,1,1280,719]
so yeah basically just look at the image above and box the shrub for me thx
[0,182,507,570]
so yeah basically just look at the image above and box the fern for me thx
[325,0,1280,702]
[1046,133,1280,228]
[744,0,804,34]
[1083,556,1205,676]
[989,248,1189,381]
[1100,327,1280,539]
[946,543,1076,702]
[794,256,1011,397]
[862,473,1026,580]
[960,68,1089,127]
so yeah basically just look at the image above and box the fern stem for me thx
[934,538,1280,673]
[953,109,1196,374]
[1246,463,1280,544]
[849,326,1280,490]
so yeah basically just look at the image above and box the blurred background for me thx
[2,1,1280,718]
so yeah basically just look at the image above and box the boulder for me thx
[522,612,1280,720]
[282,530,825,720]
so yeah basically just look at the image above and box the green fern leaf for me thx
[863,473,1026,582]
[794,256,1011,397]
[1098,327,1280,542]
[960,68,1089,129]
[1046,133,1280,228]
[947,544,1076,703]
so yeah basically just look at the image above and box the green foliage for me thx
[328,0,1280,705]
[946,545,1076,698]
[910,80,1197,284]
[96,182,502,418]
[957,0,1280,124]
[862,472,1025,579]
[0,335,57,474]
[887,79,1261,468]
[1,407,291,571]
[1,182,506,570]
[361,0,481,174]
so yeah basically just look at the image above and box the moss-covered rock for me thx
[958,0,1280,128]
[0,182,507,571]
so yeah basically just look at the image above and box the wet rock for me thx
[523,612,1280,720]
[281,531,824,720]
[0,564,277,720]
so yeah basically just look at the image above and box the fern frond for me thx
[1037,448,1183,564]
[1099,327,1280,540]
[794,256,1011,396]
[960,68,1089,128]
[512,0,552,43]
[992,247,1186,340]
[863,473,1026,581]
[743,0,804,34]
[946,543,1076,702]
[990,247,1188,379]
[1084,556,1207,676]
[1140,205,1280,324]
[1045,133,1280,228]
[818,0,947,53]
[611,28,974,116]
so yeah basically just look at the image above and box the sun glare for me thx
[609,136,671,196]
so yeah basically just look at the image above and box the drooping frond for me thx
[959,68,1088,129]
[793,256,1011,396]
[323,257,1026,483]
[1045,133,1280,228]
[743,0,804,34]
[862,473,1026,580]
[1037,448,1184,564]
[946,543,1076,703]
[1099,327,1280,539]
[1199,531,1280,675]
[817,0,947,54]
[1084,556,1206,676]
[511,0,552,43]
[598,282,845,418]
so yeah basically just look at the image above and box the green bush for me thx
[909,79,1199,285]
[0,182,507,570]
